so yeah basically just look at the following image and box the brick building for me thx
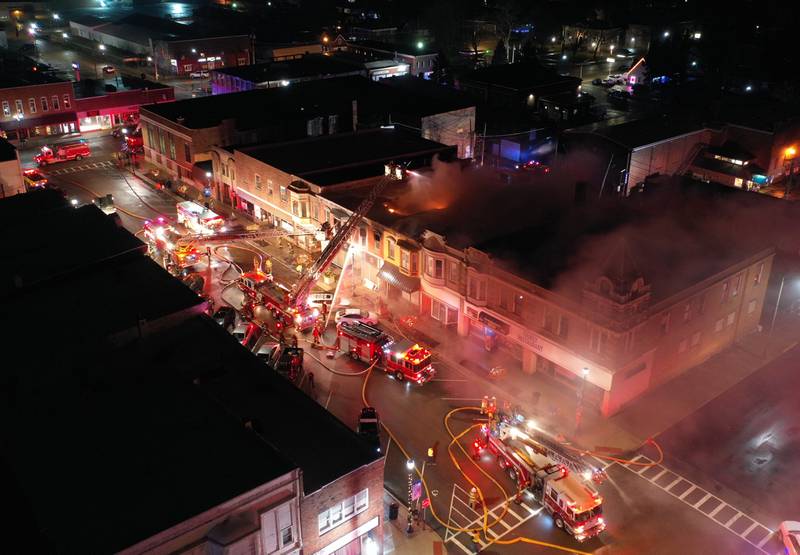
[0,75,77,140]
[74,78,175,132]
[0,189,384,554]
[345,39,438,78]
[141,76,473,199]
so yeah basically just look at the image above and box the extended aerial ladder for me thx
[288,172,396,310]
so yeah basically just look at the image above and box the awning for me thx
[0,111,78,131]
[378,262,420,293]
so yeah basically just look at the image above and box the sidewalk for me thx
[382,491,447,555]
[374,291,800,454]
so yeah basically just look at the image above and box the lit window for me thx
[1,101,9,116]
[754,263,764,285]
[28,98,36,114]
[280,185,288,201]
[51,95,59,110]
[255,173,262,190]
[15,99,23,114]
[386,237,396,259]
[40,96,48,112]
[63,94,71,109]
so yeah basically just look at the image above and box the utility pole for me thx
[479,122,487,166]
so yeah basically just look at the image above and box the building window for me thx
[726,312,735,326]
[1,101,9,116]
[543,309,556,333]
[51,96,59,110]
[255,173,262,190]
[278,504,294,547]
[386,237,396,259]
[721,281,728,302]
[307,116,324,136]
[558,315,569,339]
[63,94,71,109]
[754,263,764,285]
[28,98,36,114]
[280,185,288,202]
[748,299,757,314]
[168,136,176,160]
[267,179,273,196]
[184,143,191,162]
[589,328,607,354]
[373,230,382,245]
[691,331,701,347]
[183,64,193,72]
[426,256,444,278]
[731,274,741,297]
[401,249,410,271]
[40,97,48,112]
[513,294,524,315]
[683,302,691,322]
[328,114,338,134]
[318,488,369,535]
[15,99,23,114]
[158,130,166,155]
[715,318,724,332]
[292,200,299,215]
[448,261,459,282]
[660,312,670,335]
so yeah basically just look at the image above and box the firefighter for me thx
[291,335,298,348]
[290,351,302,380]
[264,256,272,275]
[307,371,315,393]
[312,323,322,344]
[468,487,478,510]
[481,396,489,415]
[277,326,285,345]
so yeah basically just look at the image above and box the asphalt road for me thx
[657,339,800,529]
[36,134,787,555]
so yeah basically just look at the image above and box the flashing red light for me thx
[473,441,480,449]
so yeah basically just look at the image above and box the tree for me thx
[492,40,508,65]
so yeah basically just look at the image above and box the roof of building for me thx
[0,190,147,299]
[0,137,17,162]
[706,141,756,162]
[374,75,475,118]
[239,128,453,185]
[0,53,69,88]
[588,117,706,151]
[0,191,381,552]
[690,154,766,179]
[212,54,363,83]
[348,38,438,56]
[460,62,580,91]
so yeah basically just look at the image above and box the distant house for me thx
[687,143,770,190]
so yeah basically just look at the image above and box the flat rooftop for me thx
[213,54,363,83]
[587,117,706,151]
[348,38,438,56]
[239,128,454,185]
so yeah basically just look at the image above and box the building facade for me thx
[156,35,252,77]
[0,80,77,140]
[75,84,175,132]
[346,40,437,78]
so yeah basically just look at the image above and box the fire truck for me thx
[143,217,202,270]
[34,141,91,166]
[238,270,319,332]
[337,321,435,384]
[475,421,606,542]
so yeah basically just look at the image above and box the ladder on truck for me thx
[176,228,313,248]
[290,173,396,309]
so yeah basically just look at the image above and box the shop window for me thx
[40,97,48,112]
[1,101,9,116]
[28,98,36,114]
[51,96,59,110]
[15,99,23,114]
[386,237,396,259]
[184,143,191,162]
[63,95,71,109]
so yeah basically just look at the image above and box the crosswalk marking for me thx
[47,160,114,175]
[611,453,773,554]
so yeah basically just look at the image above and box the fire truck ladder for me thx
[290,173,395,308]
[176,228,312,248]
[522,431,598,477]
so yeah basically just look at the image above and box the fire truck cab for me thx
[477,422,605,542]
[143,217,200,269]
[337,321,435,384]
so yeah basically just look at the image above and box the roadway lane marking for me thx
[448,536,473,555]
[615,454,772,553]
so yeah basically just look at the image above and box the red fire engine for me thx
[475,421,605,542]
[238,270,319,332]
[143,217,201,269]
[34,141,91,166]
[337,321,435,384]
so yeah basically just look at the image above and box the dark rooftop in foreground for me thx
[460,62,580,90]
[0,137,17,162]
[239,128,454,185]
[212,54,363,83]
[0,190,381,553]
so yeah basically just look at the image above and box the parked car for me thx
[358,406,381,453]
[102,65,115,74]
[23,168,48,190]
[334,308,378,326]
[255,341,279,362]
[266,345,304,382]
[212,306,237,331]
[591,78,603,86]
[780,521,800,555]
[189,71,209,79]
[231,323,249,343]
[92,194,117,216]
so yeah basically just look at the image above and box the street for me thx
[34,133,790,554]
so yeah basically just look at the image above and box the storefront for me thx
[0,112,78,140]
[378,262,420,305]
[77,107,139,132]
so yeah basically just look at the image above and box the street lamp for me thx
[784,146,797,199]
[406,458,415,534]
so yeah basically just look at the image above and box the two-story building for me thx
[0,71,77,140]
[345,39,438,78]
